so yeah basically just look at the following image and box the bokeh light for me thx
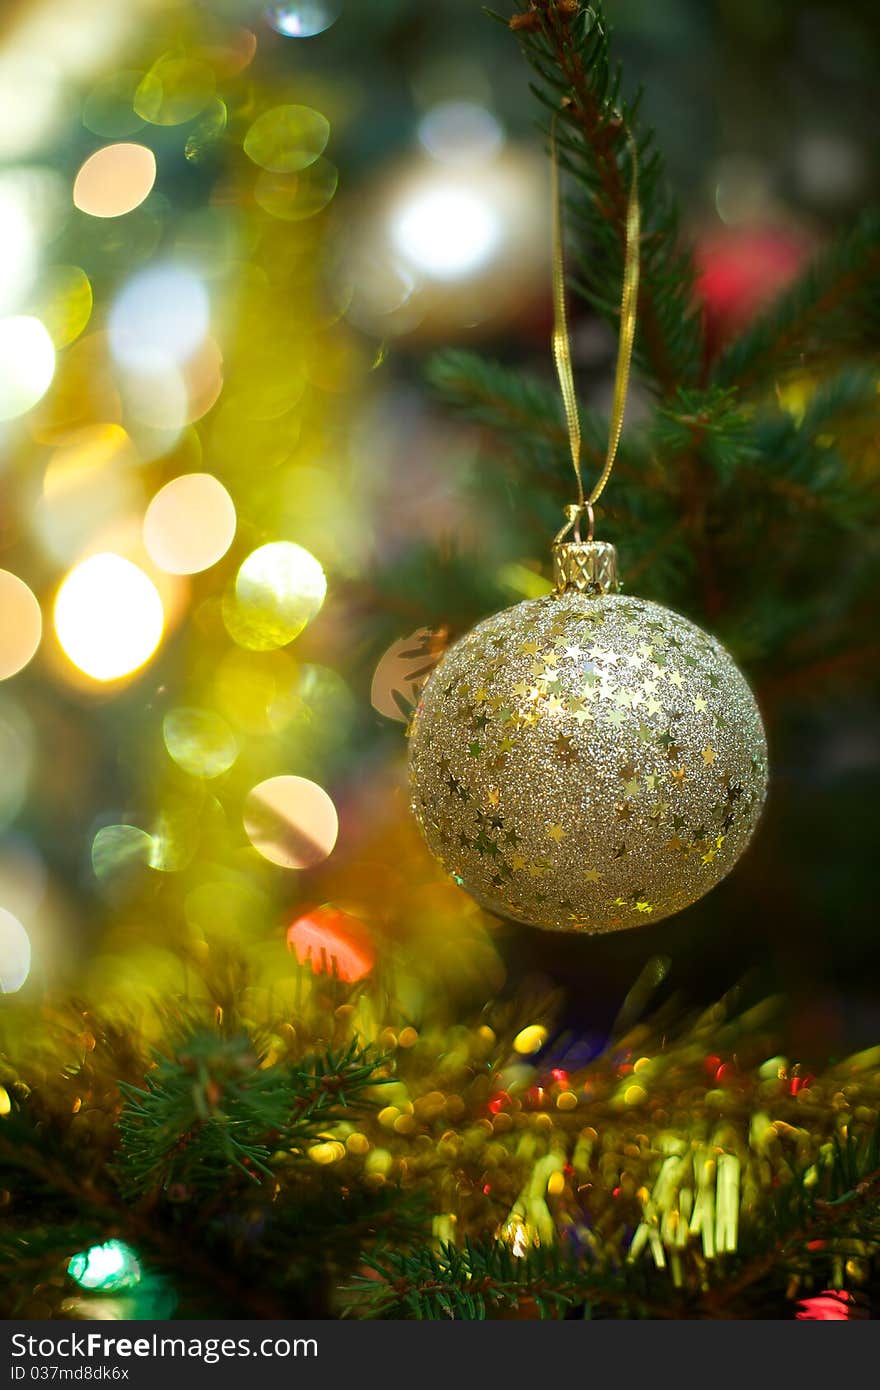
[254,160,338,221]
[0,905,31,993]
[0,316,56,421]
[390,183,500,280]
[36,425,141,564]
[226,541,326,650]
[0,572,42,681]
[37,265,93,348]
[244,774,338,869]
[68,1241,141,1292]
[0,55,63,161]
[243,104,330,173]
[91,824,154,898]
[143,472,236,575]
[54,553,164,682]
[0,180,37,315]
[265,3,341,38]
[134,56,215,127]
[163,707,238,778]
[82,70,145,139]
[417,101,504,166]
[0,696,33,832]
[108,263,209,372]
[288,905,374,981]
[73,143,157,218]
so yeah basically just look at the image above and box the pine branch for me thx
[716,209,880,391]
[508,1,703,395]
[347,1237,640,1319]
[117,1031,389,1196]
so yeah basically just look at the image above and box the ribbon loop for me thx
[550,110,640,522]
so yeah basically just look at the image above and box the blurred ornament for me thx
[370,626,445,723]
[796,1290,854,1321]
[409,539,767,933]
[695,226,811,352]
[287,904,374,981]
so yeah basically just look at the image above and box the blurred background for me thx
[0,0,878,1068]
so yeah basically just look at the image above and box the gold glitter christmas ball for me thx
[408,541,767,933]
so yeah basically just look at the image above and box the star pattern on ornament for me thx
[409,590,768,934]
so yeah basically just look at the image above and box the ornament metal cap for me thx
[552,539,619,594]
[552,505,619,595]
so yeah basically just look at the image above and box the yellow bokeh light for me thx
[226,541,326,651]
[134,56,215,127]
[243,774,338,869]
[53,552,164,682]
[0,315,55,421]
[36,265,93,349]
[0,571,42,681]
[73,143,157,219]
[38,424,141,564]
[243,104,329,173]
[143,472,236,575]
[513,1024,548,1055]
[163,707,238,778]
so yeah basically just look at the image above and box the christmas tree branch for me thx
[117,1031,389,1196]
[507,0,703,395]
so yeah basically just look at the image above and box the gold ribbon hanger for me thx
[550,108,640,542]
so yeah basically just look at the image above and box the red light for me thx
[551,1068,568,1084]
[286,905,375,983]
[482,1183,491,1195]
[796,1291,853,1321]
[488,1091,510,1115]
[789,1073,813,1096]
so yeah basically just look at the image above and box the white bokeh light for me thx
[0,905,31,993]
[54,552,164,682]
[417,101,504,167]
[390,183,501,281]
[0,316,56,421]
[108,263,209,372]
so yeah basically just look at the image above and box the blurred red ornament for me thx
[694,227,812,355]
[286,905,375,982]
[796,1290,853,1321]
